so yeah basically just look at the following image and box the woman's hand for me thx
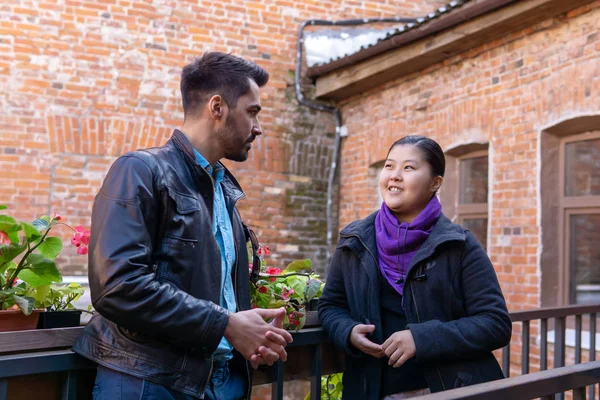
[349,324,385,358]
[382,329,416,367]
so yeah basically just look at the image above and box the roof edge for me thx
[307,0,517,78]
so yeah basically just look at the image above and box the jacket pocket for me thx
[167,188,201,214]
[165,188,204,240]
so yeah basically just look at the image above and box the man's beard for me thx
[219,114,250,162]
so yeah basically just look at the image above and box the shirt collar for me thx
[193,149,225,185]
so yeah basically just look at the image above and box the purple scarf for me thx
[375,196,442,295]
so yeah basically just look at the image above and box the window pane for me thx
[570,214,600,304]
[463,218,488,250]
[565,139,600,197]
[460,156,488,204]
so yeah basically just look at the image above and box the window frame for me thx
[558,131,600,305]
[456,149,489,249]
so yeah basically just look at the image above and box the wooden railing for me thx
[418,360,600,400]
[0,327,343,400]
[502,304,600,400]
[3,304,600,400]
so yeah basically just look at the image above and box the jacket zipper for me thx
[409,280,446,391]
[231,205,252,399]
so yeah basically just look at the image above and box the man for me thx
[73,52,293,399]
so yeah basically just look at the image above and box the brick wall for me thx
[0,0,449,275]
[1,1,449,399]
[336,1,600,375]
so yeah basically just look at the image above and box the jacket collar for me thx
[338,211,465,267]
[170,129,246,205]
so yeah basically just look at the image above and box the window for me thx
[560,132,600,304]
[457,151,489,249]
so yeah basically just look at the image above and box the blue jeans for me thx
[93,362,246,400]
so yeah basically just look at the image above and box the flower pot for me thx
[37,310,82,329]
[0,309,42,332]
[305,310,320,327]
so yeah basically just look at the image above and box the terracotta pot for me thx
[0,309,42,332]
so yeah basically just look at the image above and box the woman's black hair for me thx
[388,135,445,177]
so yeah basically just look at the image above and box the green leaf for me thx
[0,215,19,233]
[286,276,308,301]
[37,237,63,260]
[12,294,35,315]
[6,230,20,244]
[304,279,321,303]
[34,285,50,303]
[283,259,312,273]
[0,242,27,264]
[268,298,287,308]
[18,254,62,287]
[255,290,271,309]
[22,222,43,241]
[32,218,50,232]
[0,261,16,276]
[0,205,7,210]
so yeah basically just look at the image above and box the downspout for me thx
[294,18,417,271]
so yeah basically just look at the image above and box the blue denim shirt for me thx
[194,149,236,362]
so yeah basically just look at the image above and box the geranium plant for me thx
[0,205,89,315]
[249,244,325,331]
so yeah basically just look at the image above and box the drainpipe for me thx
[295,18,417,271]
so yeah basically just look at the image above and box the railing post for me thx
[575,315,582,364]
[573,386,586,400]
[0,378,7,400]
[271,360,284,400]
[541,318,548,371]
[502,344,510,378]
[554,316,566,400]
[310,345,322,400]
[61,371,78,400]
[590,313,597,400]
[522,320,530,375]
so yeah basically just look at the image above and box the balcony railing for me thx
[2,304,600,400]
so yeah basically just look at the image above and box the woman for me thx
[318,136,511,400]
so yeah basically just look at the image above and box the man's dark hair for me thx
[180,52,269,116]
[388,135,446,177]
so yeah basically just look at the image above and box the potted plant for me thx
[249,244,325,331]
[34,282,87,329]
[0,205,89,331]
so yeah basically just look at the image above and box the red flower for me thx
[265,267,282,282]
[77,246,88,255]
[72,226,91,248]
[282,287,294,299]
[258,286,268,294]
[265,267,282,275]
[257,245,271,257]
[53,212,61,221]
[0,231,9,245]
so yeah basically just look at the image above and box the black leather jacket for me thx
[72,130,254,399]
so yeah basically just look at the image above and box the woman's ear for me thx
[431,176,443,193]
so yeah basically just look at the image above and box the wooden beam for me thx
[0,327,84,355]
[315,0,595,101]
